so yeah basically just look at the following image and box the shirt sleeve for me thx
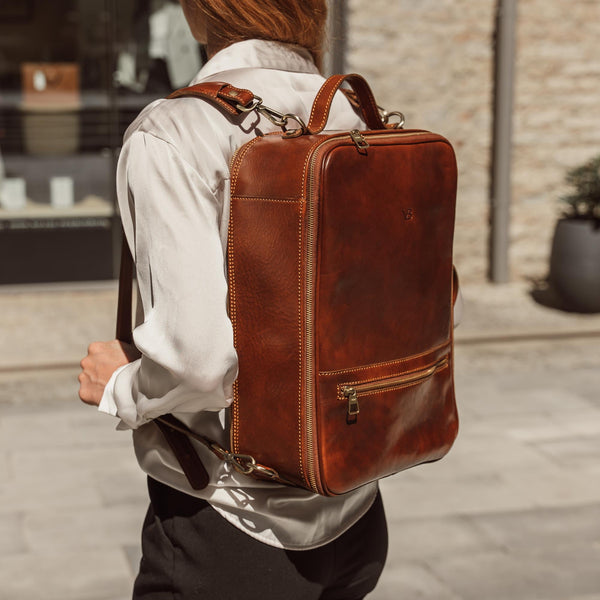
[99,130,238,429]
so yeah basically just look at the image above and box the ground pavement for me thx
[0,280,599,600]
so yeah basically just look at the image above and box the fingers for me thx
[78,343,105,407]
[78,370,99,406]
[78,339,135,408]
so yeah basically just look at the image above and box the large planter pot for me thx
[549,217,600,312]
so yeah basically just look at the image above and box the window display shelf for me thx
[0,194,113,219]
[0,195,113,226]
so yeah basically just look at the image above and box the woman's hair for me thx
[185,0,328,66]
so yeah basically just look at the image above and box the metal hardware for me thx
[236,98,308,137]
[154,416,282,481]
[209,442,280,479]
[380,109,405,129]
[236,97,263,112]
[251,463,281,479]
[343,387,360,416]
[226,452,257,475]
[350,129,369,154]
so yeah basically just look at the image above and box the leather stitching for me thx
[308,77,336,131]
[231,136,263,192]
[337,355,450,390]
[354,75,382,129]
[319,340,451,376]
[297,140,323,487]
[233,197,301,204]
[310,76,343,133]
[336,362,450,401]
[296,203,305,485]
[227,206,239,452]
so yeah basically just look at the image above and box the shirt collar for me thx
[191,39,320,83]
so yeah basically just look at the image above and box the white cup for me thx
[0,177,27,211]
[50,176,75,208]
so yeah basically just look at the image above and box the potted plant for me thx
[549,154,600,312]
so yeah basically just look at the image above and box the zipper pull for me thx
[349,129,369,155]
[342,386,360,416]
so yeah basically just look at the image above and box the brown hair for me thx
[185,0,328,67]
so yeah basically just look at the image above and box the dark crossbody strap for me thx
[116,235,209,490]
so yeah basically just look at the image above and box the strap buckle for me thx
[236,97,308,138]
[209,442,281,480]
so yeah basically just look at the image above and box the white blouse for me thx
[99,39,378,550]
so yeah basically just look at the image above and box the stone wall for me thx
[343,0,600,282]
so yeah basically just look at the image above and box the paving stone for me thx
[456,384,594,418]
[0,549,132,600]
[507,409,600,443]
[123,544,142,578]
[95,469,148,508]
[380,472,534,520]
[0,408,130,452]
[435,433,554,479]
[455,338,600,374]
[0,472,102,516]
[0,287,116,369]
[23,505,144,553]
[0,368,82,408]
[10,446,140,480]
[0,513,27,557]
[430,544,600,600]
[499,467,600,510]
[469,504,600,554]
[383,514,498,563]
[0,451,9,480]
[535,436,600,468]
[370,563,463,600]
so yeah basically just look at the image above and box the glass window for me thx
[0,0,202,284]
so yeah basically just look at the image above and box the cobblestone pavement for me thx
[0,281,599,600]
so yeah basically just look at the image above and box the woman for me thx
[79,1,388,598]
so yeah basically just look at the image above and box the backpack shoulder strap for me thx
[167,81,256,115]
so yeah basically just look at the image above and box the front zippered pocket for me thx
[340,356,449,417]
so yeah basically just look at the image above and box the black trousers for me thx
[133,478,388,600]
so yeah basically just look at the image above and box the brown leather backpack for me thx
[118,74,459,496]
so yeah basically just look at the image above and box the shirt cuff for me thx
[98,363,129,417]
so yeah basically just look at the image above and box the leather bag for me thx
[117,74,459,496]
[21,63,80,109]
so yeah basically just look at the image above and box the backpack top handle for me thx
[307,73,386,134]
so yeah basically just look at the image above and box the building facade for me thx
[345,0,600,282]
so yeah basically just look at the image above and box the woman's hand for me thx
[78,340,141,407]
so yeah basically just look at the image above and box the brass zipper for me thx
[341,356,449,417]
[303,128,436,492]
[350,129,369,153]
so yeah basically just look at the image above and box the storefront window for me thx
[0,0,202,284]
